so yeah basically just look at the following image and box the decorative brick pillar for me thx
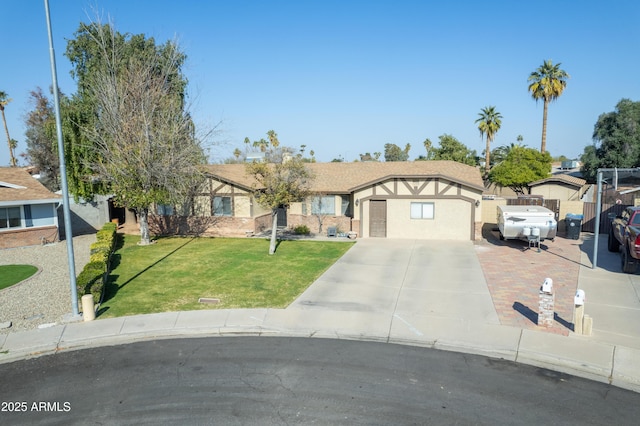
[538,290,555,328]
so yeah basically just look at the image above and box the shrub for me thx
[293,225,310,235]
[77,261,105,302]
[76,222,117,307]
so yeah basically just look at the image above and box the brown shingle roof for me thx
[204,161,484,193]
[0,167,61,204]
[529,174,586,188]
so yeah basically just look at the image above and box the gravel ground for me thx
[0,234,96,334]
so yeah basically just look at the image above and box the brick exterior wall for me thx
[286,214,353,235]
[149,214,257,238]
[0,226,59,249]
[148,213,356,238]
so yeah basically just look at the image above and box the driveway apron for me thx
[289,239,500,330]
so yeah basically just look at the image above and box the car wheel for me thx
[621,246,637,274]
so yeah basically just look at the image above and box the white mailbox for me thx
[575,289,585,306]
[541,278,553,293]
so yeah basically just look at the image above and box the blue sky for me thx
[2,1,639,166]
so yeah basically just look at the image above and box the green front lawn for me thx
[99,235,353,318]
[0,265,39,290]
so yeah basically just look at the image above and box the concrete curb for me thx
[0,312,638,394]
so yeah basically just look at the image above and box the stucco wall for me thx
[385,198,472,240]
[354,177,481,240]
[530,183,584,201]
[481,199,508,224]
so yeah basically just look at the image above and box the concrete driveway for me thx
[289,239,500,327]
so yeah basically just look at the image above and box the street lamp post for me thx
[44,0,80,317]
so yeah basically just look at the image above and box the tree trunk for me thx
[1,108,16,167]
[138,207,152,245]
[269,208,278,255]
[541,99,549,153]
[484,136,491,177]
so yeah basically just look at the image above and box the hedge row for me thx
[77,222,117,305]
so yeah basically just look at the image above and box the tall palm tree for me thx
[475,106,502,176]
[527,60,570,153]
[0,91,17,167]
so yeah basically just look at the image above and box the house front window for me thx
[157,204,174,215]
[213,196,232,216]
[410,202,434,219]
[340,195,350,216]
[311,196,335,215]
[28,204,55,227]
[0,207,22,229]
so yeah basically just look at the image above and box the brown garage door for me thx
[370,200,387,237]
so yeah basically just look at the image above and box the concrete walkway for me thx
[0,234,638,394]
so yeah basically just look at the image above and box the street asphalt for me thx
[0,234,639,393]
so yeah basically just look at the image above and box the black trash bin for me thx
[565,214,583,239]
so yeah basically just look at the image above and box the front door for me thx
[369,200,387,237]
[277,206,287,227]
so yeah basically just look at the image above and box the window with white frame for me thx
[311,196,335,215]
[410,202,434,219]
[212,196,232,216]
[0,207,22,229]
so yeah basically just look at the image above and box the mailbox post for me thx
[574,289,591,335]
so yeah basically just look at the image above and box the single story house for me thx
[150,160,485,241]
[0,167,61,249]
[528,174,588,201]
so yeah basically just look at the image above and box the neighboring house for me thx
[150,161,485,241]
[528,175,588,201]
[0,167,61,249]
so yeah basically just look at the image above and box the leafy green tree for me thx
[580,145,599,183]
[66,20,206,245]
[491,140,526,165]
[489,146,552,194]
[430,134,477,166]
[475,106,502,175]
[0,90,17,167]
[528,60,570,153]
[246,131,314,254]
[384,143,411,161]
[359,152,380,161]
[580,99,640,182]
[24,87,60,190]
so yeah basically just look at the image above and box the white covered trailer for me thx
[497,205,557,241]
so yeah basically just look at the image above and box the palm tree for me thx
[475,106,502,176]
[527,60,570,153]
[0,91,17,167]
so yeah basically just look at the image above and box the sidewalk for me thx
[0,234,638,393]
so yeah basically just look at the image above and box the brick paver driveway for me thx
[475,228,583,336]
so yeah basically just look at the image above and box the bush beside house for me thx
[76,222,117,305]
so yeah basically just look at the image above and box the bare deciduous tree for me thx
[83,21,207,245]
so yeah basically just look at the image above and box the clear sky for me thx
[2,0,639,166]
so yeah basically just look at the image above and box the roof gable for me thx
[529,174,586,188]
[0,167,61,204]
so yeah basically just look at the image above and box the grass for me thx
[0,265,39,290]
[98,235,354,318]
